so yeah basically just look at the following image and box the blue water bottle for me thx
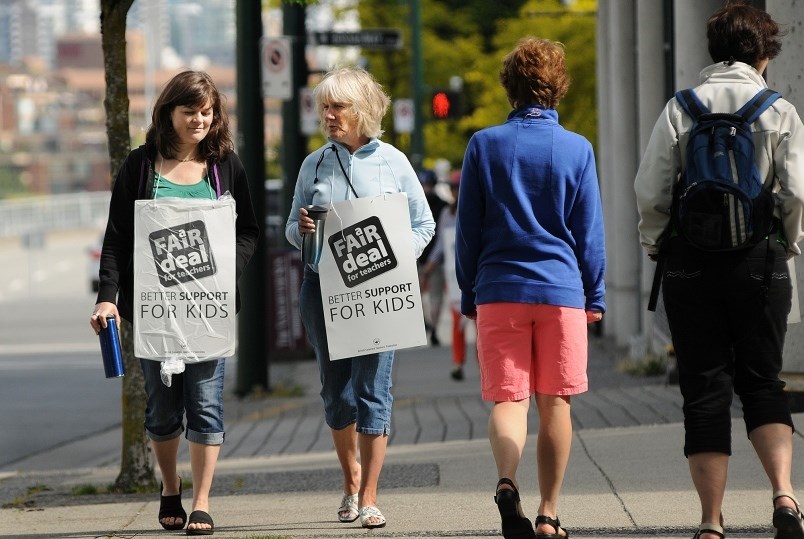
[99,315,125,378]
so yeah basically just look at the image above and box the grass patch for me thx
[230,476,246,493]
[71,484,99,496]
[618,352,667,377]
[268,382,305,398]
[2,484,50,509]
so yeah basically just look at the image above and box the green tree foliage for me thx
[496,0,597,145]
[356,0,489,168]
[435,0,528,52]
[353,0,595,170]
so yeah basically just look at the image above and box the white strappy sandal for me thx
[337,493,359,523]
[359,505,386,529]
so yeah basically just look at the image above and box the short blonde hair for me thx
[499,37,570,110]
[313,66,390,139]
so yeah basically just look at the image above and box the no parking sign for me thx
[393,98,414,134]
[300,87,319,135]
[261,36,292,100]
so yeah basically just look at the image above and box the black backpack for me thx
[671,88,780,251]
[647,88,781,312]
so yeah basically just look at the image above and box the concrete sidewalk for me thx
[1,336,803,538]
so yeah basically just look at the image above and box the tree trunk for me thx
[100,0,156,492]
[117,321,154,490]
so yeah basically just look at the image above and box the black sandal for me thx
[494,478,536,539]
[158,478,186,531]
[186,509,214,536]
[773,490,804,539]
[535,514,569,539]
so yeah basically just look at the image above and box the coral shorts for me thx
[476,303,589,401]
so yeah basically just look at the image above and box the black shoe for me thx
[773,491,804,539]
[186,510,214,536]
[158,478,186,531]
[495,478,536,539]
[450,367,464,381]
[535,514,569,538]
[430,331,440,347]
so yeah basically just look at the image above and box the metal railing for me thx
[0,192,111,237]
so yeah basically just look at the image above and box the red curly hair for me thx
[499,37,570,110]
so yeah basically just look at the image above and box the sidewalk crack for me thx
[575,430,637,528]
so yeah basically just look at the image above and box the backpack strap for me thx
[736,88,781,123]
[674,89,710,119]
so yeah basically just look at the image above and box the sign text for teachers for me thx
[327,215,415,321]
[140,221,228,320]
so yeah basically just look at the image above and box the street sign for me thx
[300,87,319,136]
[261,36,292,100]
[312,29,403,49]
[393,98,414,134]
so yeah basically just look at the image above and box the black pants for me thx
[662,237,794,456]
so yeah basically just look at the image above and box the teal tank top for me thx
[152,173,215,200]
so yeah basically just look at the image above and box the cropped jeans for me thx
[300,268,394,436]
[661,236,794,457]
[140,357,225,446]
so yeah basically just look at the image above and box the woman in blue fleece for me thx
[455,38,605,539]
[286,66,435,530]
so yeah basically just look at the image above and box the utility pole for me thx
[410,0,424,171]
[235,0,268,396]
[282,3,309,195]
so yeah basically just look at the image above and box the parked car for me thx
[88,238,102,293]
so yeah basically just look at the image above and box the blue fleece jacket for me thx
[455,105,606,315]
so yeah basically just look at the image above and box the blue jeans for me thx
[140,358,225,445]
[300,269,394,435]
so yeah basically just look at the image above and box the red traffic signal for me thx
[431,89,461,120]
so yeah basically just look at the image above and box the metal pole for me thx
[282,3,308,200]
[235,0,268,396]
[410,0,424,171]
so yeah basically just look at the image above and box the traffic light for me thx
[430,89,461,120]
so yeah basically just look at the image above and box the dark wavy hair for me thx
[707,1,784,65]
[499,37,570,110]
[145,70,234,161]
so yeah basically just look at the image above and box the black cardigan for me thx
[96,144,260,323]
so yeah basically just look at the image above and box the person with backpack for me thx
[634,3,804,539]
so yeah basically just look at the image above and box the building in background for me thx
[0,0,241,195]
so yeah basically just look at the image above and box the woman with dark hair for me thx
[635,3,804,538]
[90,70,259,535]
[456,37,605,539]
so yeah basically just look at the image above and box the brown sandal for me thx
[691,522,724,539]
